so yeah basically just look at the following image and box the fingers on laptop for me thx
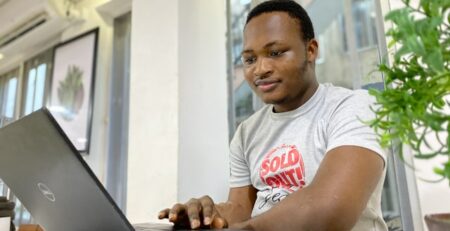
[158,204,190,229]
[158,208,170,219]
[196,196,227,229]
[158,196,227,229]
[211,217,228,229]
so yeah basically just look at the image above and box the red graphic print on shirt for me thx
[259,144,306,192]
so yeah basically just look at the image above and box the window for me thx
[352,0,378,49]
[22,49,52,116]
[228,0,414,230]
[0,69,19,126]
[228,0,258,128]
[0,68,32,225]
[0,49,53,227]
[0,180,6,196]
[307,0,406,229]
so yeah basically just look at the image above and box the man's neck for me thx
[273,79,319,113]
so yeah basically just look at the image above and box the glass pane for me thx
[13,198,22,224]
[0,179,4,196]
[8,195,33,226]
[352,0,378,49]
[228,0,407,229]
[307,0,401,229]
[310,1,356,88]
[310,0,383,89]
[20,206,31,224]
[234,82,254,125]
[33,63,47,111]
[352,0,383,87]
[25,68,36,115]
[230,0,254,128]
[5,77,17,119]
[13,50,53,227]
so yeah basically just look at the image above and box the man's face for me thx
[242,12,318,112]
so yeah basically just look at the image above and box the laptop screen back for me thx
[0,108,134,231]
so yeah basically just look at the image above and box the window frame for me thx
[0,68,20,126]
[226,0,420,230]
[20,49,53,116]
[0,48,54,226]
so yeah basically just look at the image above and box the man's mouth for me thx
[255,79,280,92]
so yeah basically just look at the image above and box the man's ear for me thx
[306,39,319,63]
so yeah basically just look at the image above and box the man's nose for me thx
[254,57,273,78]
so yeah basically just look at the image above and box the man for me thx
[0,196,15,231]
[159,0,387,230]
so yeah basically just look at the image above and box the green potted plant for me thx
[368,0,449,230]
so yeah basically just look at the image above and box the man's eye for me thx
[269,50,283,57]
[242,56,256,65]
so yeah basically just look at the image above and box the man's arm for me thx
[216,185,257,224]
[158,185,257,229]
[235,145,384,231]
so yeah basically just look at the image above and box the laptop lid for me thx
[0,108,135,231]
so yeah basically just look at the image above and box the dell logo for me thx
[37,183,56,202]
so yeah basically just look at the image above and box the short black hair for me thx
[245,0,315,41]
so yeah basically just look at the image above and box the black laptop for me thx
[0,108,240,231]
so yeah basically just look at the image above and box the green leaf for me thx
[424,48,445,73]
[447,123,450,151]
[434,166,445,176]
[406,36,426,56]
[421,0,432,16]
[385,8,407,22]
[370,0,450,184]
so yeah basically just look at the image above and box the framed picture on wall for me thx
[48,28,98,154]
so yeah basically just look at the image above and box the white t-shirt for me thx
[229,83,388,231]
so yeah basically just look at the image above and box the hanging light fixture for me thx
[64,0,83,17]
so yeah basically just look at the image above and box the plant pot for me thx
[424,213,450,231]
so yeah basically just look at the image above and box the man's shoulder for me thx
[231,105,272,148]
[240,105,272,127]
[321,83,373,107]
[318,84,379,129]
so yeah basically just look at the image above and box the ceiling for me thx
[0,0,69,73]
[0,0,50,38]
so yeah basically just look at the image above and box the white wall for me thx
[127,0,230,223]
[412,96,450,225]
[178,0,230,203]
[127,0,179,223]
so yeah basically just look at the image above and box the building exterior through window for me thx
[227,0,412,230]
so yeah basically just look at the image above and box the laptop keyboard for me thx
[133,223,173,231]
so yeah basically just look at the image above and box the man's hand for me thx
[158,195,228,229]
[158,186,256,229]
[0,196,15,219]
